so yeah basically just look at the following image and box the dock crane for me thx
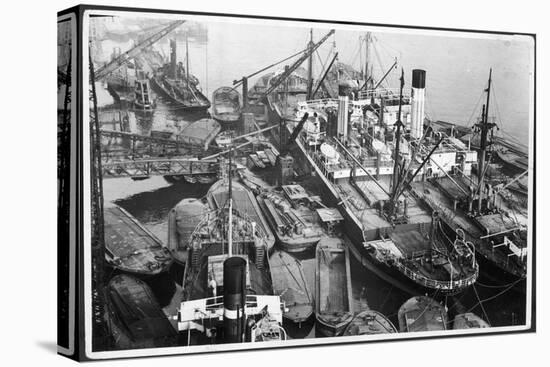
[94,20,185,80]
[232,29,335,108]
[262,30,335,99]
[276,112,310,186]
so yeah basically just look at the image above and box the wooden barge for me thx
[315,237,354,337]
[106,274,178,348]
[343,310,397,336]
[104,205,173,276]
[397,296,448,333]
[270,251,314,324]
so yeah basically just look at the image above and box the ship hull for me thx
[315,238,354,337]
[430,205,527,289]
[277,237,320,253]
[150,77,210,113]
[104,205,173,277]
[316,318,352,338]
[212,86,241,125]
[291,138,473,296]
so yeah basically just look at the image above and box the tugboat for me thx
[453,313,490,329]
[182,152,275,302]
[270,250,314,325]
[257,184,326,253]
[133,69,156,112]
[212,86,242,125]
[177,156,286,344]
[398,296,448,332]
[343,310,397,336]
[104,205,173,276]
[106,274,178,348]
[315,237,354,337]
[178,256,287,344]
[150,38,210,113]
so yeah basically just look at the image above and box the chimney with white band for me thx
[411,69,426,139]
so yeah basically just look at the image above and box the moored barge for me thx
[315,237,354,337]
[398,296,448,332]
[104,205,173,276]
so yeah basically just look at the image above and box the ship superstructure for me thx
[178,155,286,344]
[287,69,479,294]
[410,70,528,282]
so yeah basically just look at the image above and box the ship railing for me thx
[357,88,412,101]
[394,257,479,291]
[477,241,527,275]
[297,98,338,112]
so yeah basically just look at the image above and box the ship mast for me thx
[227,146,233,257]
[476,68,496,213]
[392,68,405,196]
[364,33,370,88]
[306,28,314,100]
[186,35,190,90]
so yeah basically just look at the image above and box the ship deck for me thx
[316,238,352,317]
[104,206,165,256]
[398,296,447,332]
[186,253,273,301]
[411,180,484,238]
[104,205,171,273]
[411,180,526,276]
[270,251,313,323]
[338,176,432,233]
[108,275,177,341]
[208,180,275,249]
[343,311,397,335]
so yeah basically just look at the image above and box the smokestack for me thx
[170,39,177,79]
[223,256,246,343]
[411,69,426,139]
[337,83,351,139]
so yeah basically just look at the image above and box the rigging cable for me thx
[472,284,491,325]
[465,90,485,128]
[475,279,525,289]
[465,278,524,314]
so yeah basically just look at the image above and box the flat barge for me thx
[343,310,397,336]
[398,296,448,332]
[106,274,178,347]
[315,237,354,337]
[104,205,173,276]
[270,250,314,324]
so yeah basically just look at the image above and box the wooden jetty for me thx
[397,296,448,333]
[343,310,397,336]
[270,251,314,324]
[104,205,173,276]
[315,237,354,337]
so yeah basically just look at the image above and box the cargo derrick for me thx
[95,20,185,80]
[233,29,335,109]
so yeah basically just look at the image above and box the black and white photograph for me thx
[55,3,537,361]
